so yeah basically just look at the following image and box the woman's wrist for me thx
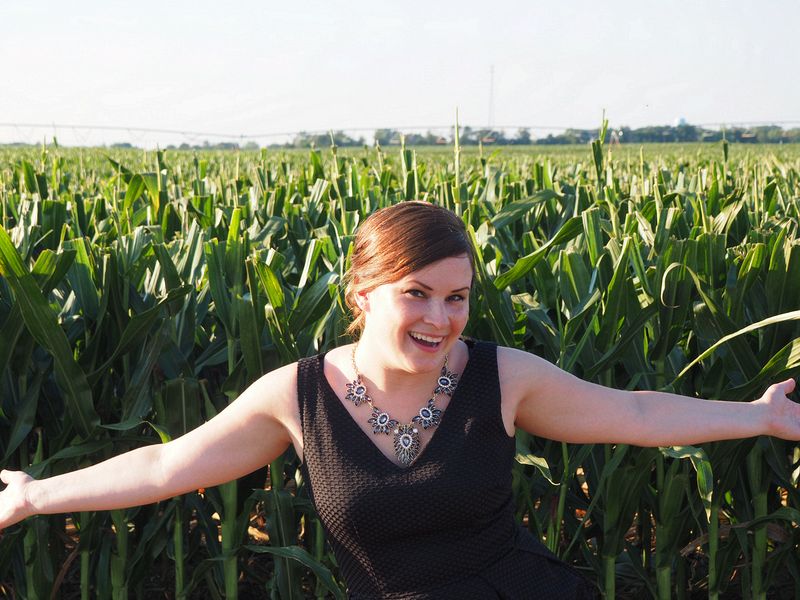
[22,475,42,518]
[751,399,774,437]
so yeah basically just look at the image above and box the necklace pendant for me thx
[393,424,421,466]
[368,406,398,435]
[435,365,459,396]
[412,398,442,430]
[345,379,371,406]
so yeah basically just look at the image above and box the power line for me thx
[0,122,574,140]
[693,120,800,128]
[2,120,799,144]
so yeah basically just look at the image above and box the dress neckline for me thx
[317,339,477,470]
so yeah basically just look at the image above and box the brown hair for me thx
[344,201,476,337]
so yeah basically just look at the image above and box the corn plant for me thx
[0,138,798,599]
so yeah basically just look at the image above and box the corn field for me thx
[0,129,799,599]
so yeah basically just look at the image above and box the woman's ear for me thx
[354,289,369,311]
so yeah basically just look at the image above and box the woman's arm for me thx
[498,347,800,445]
[0,362,298,529]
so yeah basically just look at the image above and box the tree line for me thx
[4,124,798,151]
[276,124,800,148]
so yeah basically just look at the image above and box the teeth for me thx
[410,332,443,344]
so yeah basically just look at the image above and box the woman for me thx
[0,201,797,598]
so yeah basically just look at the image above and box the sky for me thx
[1,0,798,147]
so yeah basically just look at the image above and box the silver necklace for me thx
[346,346,459,466]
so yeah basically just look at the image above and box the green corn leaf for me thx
[106,156,134,181]
[0,304,24,380]
[25,440,113,478]
[20,160,39,196]
[664,261,762,379]
[584,303,657,379]
[297,238,322,291]
[119,325,172,423]
[141,172,159,201]
[123,173,146,213]
[253,261,285,310]
[494,217,583,289]
[41,200,65,249]
[515,436,555,485]
[727,337,800,400]
[660,445,714,521]
[236,295,264,383]
[730,243,766,315]
[0,227,98,438]
[491,190,560,229]
[2,370,44,461]
[204,239,234,335]
[88,285,191,385]
[152,243,183,292]
[64,237,100,320]
[565,443,630,557]
[673,309,800,384]
[31,248,76,293]
[467,225,515,346]
[245,545,346,600]
[581,206,604,265]
[595,237,632,351]
[289,271,338,334]
[160,378,203,438]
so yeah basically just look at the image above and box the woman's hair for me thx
[344,201,476,337]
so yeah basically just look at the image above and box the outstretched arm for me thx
[499,347,799,445]
[0,363,298,529]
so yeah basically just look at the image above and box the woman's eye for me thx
[448,295,465,302]
[407,289,425,298]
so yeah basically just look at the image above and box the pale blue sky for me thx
[1,0,797,146]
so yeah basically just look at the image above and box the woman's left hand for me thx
[755,379,800,440]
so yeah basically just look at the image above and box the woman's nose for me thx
[423,301,448,328]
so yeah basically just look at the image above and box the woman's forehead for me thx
[396,255,473,286]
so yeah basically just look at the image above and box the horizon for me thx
[2,120,799,150]
[2,0,797,148]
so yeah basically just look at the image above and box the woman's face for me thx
[357,254,473,373]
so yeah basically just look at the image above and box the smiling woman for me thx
[343,201,476,337]
[1,200,798,599]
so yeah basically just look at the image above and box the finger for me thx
[769,379,796,396]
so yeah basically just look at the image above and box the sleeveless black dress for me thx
[297,339,597,599]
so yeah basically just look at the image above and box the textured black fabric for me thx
[298,339,597,599]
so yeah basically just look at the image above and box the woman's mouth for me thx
[409,332,444,349]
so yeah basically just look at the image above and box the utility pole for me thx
[488,65,495,129]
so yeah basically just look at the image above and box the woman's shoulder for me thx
[245,362,299,413]
[312,343,355,378]
[494,345,556,398]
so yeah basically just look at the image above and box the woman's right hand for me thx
[0,469,35,530]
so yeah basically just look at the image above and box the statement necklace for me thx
[345,345,459,466]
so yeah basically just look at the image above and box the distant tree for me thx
[460,126,477,145]
[513,128,532,145]
[374,129,401,145]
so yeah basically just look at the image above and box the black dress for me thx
[297,339,597,599]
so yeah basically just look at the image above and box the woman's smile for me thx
[408,331,444,351]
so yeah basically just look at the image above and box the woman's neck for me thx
[351,339,444,400]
